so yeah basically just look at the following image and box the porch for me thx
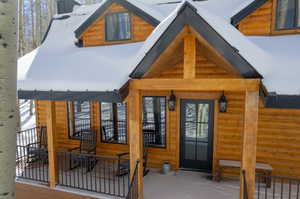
[16,165,300,199]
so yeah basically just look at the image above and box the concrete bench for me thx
[215,160,273,187]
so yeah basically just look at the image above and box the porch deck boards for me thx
[144,170,240,199]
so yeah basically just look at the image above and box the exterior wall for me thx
[155,41,235,79]
[238,0,300,36]
[35,101,129,156]
[35,95,300,179]
[80,3,155,47]
[238,0,273,35]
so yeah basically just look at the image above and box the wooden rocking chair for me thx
[69,130,97,172]
[116,142,149,177]
[26,126,48,163]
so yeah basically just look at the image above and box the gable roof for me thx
[74,0,161,38]
[231,0,269,26]
[130,1,263,79]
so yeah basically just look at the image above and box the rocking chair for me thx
[69,130,97,172]
[26,126,48,163]
[116,142,149,177]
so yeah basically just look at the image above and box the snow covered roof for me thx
[18,4,144,93]
[18,0,300,102]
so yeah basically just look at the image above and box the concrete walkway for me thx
[144,170,240,199]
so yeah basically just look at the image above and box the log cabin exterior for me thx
[17,0,300,198]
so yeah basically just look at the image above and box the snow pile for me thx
[19,100,36,130]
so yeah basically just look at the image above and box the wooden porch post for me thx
[46,100,58,188]
[240,91,259,199]
[129,89,144,199]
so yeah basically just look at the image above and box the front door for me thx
[180,99,214,172]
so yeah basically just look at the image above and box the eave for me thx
[231,0,269,27]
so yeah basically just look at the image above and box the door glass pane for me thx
[276,0,296,29]
[185,103,196,123]
[185,103,197,160]
[197,142,208,161]
[197,104,209,141]
[185,122,196,160]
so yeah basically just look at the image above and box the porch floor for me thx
[144,170,240,199]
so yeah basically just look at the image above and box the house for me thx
[17,0,300,199]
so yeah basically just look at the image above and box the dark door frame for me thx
[179,99,215,172]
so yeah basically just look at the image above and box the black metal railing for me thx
[71,119,92,138]
[16,127,49,183]
[126,161,139,199]
[256,174,300,199]
[56,150,130,198]
[101,120,127,144]
[242,170,249,199]
[143,121,166,147]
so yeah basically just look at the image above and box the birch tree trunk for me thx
[35,0,42,44]
[18,0,24,57]
[30,0,36,48]
[0,0,18,199]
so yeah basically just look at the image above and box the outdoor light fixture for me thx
[219,92,227,113]
[168,91,176,111]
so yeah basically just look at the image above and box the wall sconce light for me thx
[219,92,227,113]
[168,91,176,111]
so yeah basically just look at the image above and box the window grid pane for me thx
[276,0,298,29]
[101,102,127,144]
[143,97,167,148]
[106,12,131,41]
[67,101,91,139]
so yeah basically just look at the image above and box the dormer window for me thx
[105,12,131,41]
[276,0,300,30]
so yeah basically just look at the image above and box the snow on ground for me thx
[20,100,36,130]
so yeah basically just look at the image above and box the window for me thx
[101,102,127,144]
[143,97,166,148]
[105,12,131,41]
[67,101,92,139]
[276,0,300,30]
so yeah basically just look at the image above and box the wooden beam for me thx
[144,27,188,78]
[112,103,119,139]
[184,33,196,79]
[240,91,259,199]
[128,90,144,199]
[130,79,260,92]
[46,100,58,188]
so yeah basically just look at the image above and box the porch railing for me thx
[16,127,49,183]
[72,119,92,138]
[56,150,130,198]
[126,161,139,199]
[256,174,300,199]
[101,119,127,144]
[242,170,248,199]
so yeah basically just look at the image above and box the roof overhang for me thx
[18,82,129,102]
[265,95,300,109]
[130,2,263,79]
[231,0,269,26]
[74,0,160,38]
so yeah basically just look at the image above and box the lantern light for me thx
[219,92,227,113]
[168,91,176,111]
